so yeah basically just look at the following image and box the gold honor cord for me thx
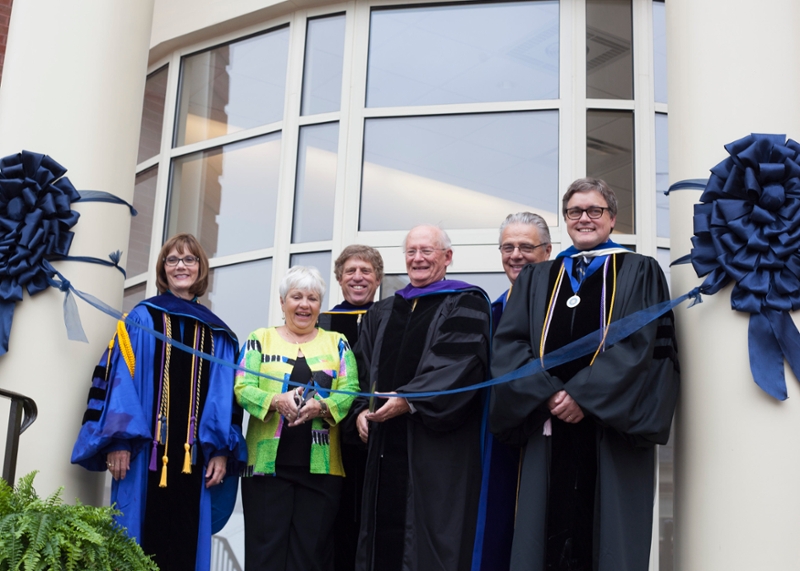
[539,254,618,370]
[589,254,617,366]
[159,315,173,488]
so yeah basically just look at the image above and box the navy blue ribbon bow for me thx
[0,150,133,356]
[687,133,800,400]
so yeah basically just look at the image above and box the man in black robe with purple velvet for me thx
[353,225,491,571]
[491,179,679,571]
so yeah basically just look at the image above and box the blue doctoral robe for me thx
[71,294,247,571]
[473,288,518,571]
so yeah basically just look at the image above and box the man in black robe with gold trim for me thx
[491,179,679,571]
[353,225,491,571]
[318,244,384,571]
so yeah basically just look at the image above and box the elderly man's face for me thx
[500,223,552,284]
[404,226,453,287]
[565,189,616,251]
[338,257,380,306]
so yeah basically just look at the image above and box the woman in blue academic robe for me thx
[72,233,247,571]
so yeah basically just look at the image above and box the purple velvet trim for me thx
[395,279,479,300]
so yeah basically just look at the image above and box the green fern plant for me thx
[0,472,158,571]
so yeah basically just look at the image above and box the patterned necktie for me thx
[574,256,589,283]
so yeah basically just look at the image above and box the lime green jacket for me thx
[234,327,358,476]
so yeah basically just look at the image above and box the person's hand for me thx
[106,450,130,481]
[272,391,300,422]
[357,409,370,443]
[205,455,227,488]
[548,390,584,424]
[364,393,410,423]
[288,398,322,427]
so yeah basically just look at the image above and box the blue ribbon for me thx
[78,191,137,216]
[685,133,800,399]
[53,262,701,399]
[0,150,133,356]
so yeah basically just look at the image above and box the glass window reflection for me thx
[175,27,290,146]
[200,259,272,342]
[123,283,147,314]
[367,1,559,107]
[360,111,559,231]
[290,251,332,309]
[301,15,346,116]
[292,123,339,243]
[138,67,168,164]
[586,0,633,99]
[168,134,282,258]
[655,113,669,238]
[129,166,159,277]
[653,0,667,104]
[587,110,634,233]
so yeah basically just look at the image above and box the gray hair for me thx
[279,266,326,300]
[498,212,551,245]
[402,224,452,251]
[562,178,618,218]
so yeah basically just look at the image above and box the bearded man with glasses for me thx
[490,178,679,571]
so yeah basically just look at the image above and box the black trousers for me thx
[242,467,342,571]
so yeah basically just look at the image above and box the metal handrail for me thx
[211,535,243,571]
[0,388,38,485]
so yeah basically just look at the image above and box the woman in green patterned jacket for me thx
[235,265,359,571]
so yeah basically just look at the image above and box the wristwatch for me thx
[317,398,329,417]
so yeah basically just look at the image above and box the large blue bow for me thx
[690,133,800,400]
[0,151,131,356]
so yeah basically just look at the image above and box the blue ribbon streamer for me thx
[666,178,708,194]
[77,191,137,216]
[52,262,701,399]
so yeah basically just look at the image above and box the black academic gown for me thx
[319,301,372,571]
[490,253,679,571]
[354,289,491,571]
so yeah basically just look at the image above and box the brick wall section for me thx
[0,0,13,84]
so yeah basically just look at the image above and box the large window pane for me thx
[367,1,559,107]
[381,272,508,300]
[301,15,346,116]
[360,111,559,231]
[586,0,633,99]
[128,166,158,277]
[587,110,634,233]
[653,0,667,103]
[289,251,332,309]
[292,123,339,243]
[175,27,290,146]
[138,67,168,164]
[655,113,669,238]
[168,134,282,258]
[123,283,147,314]
[200,259,272,342]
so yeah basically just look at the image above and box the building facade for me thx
[0,0,687,569]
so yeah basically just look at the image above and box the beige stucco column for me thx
[667,1,800,569]
[0,0,154,504]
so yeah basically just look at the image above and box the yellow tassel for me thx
[182,443,192,474]
[116,315,136,378]
[159,455,168,488]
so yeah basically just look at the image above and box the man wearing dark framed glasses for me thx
[474,212,553,571]
[491,178,679,571]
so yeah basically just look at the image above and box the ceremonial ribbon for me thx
[52,259,702,399]
[668,133,800,400]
